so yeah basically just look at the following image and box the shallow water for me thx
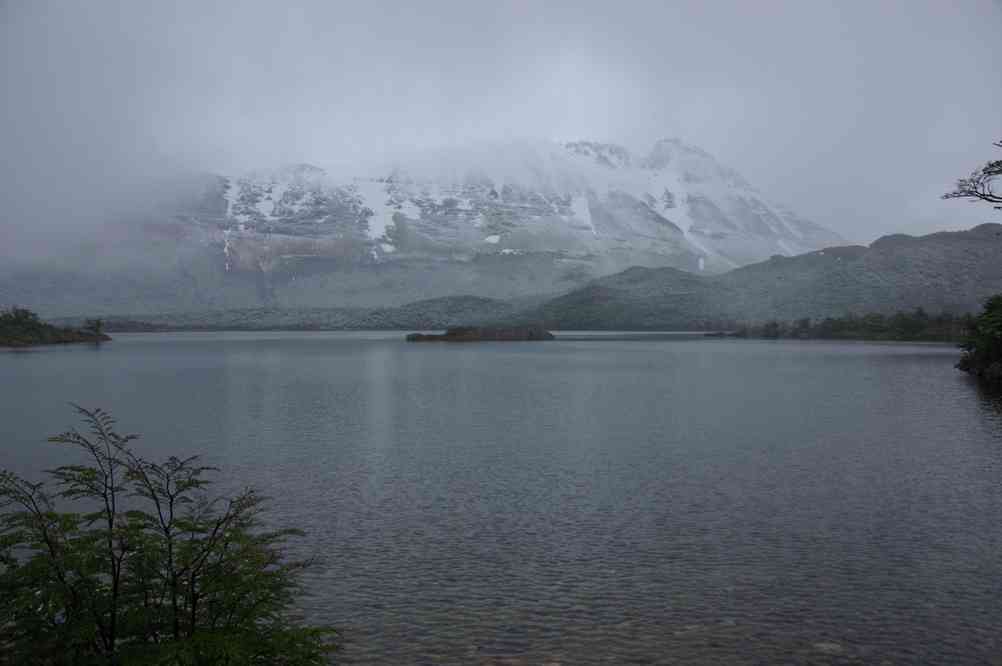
[3,333,1001,664]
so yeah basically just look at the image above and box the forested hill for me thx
[513,223,1002,329]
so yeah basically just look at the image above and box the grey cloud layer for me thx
[2,0,1000,255]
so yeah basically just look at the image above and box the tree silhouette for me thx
[957,294,1002,386]
[943,139,1002,210]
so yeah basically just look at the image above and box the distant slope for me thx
[518,267,736,329]
[515,223,1002,329]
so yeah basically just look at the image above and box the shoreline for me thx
[84,329,960,345]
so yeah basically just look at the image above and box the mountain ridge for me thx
[513,222,1002,329]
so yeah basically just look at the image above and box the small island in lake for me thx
[1,307,111,348]
[406,325,555,342]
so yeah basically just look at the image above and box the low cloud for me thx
[2,0,1000,261]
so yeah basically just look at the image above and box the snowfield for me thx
[211,138,844,276]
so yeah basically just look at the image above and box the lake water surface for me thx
[3,333,1002,664]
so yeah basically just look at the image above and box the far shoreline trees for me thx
[734,309,972,342]
[0,307,110,347]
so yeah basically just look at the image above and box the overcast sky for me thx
[2,0,1000,246]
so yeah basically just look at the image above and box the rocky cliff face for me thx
[2,139,843,316]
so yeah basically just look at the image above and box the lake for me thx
[3,333,1001,664]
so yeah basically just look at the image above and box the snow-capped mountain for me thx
[210,138,842,280]
[2,138,847,316]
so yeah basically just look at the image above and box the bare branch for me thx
[943,140,1002,210]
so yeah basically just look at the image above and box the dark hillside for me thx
[514,224,1002,328]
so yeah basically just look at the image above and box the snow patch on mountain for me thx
[351,179,393,241]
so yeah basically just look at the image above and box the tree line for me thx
[735,309,973,342]
[0,307,108,347]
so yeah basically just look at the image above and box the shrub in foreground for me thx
[0,406,335,664]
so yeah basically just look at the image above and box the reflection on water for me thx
[3,334,1002,664]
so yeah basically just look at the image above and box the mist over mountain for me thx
[1,138,844,317]
[43,223,1002,333]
